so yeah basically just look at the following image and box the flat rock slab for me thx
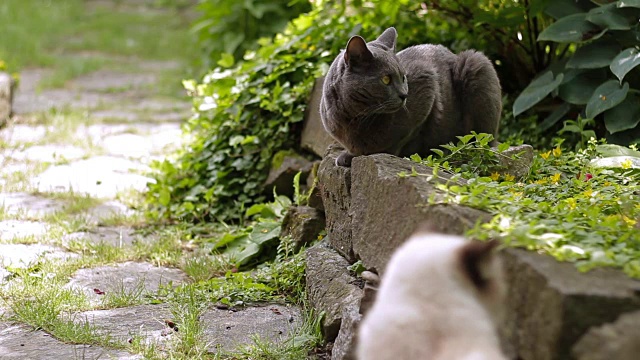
[0,322,140,359]
[32,156,153,198]
[63,227,140,248]
[65,262,187,306]
[0,220,49,241]
[0,125,47,145]
[86,201,135,224]
[0,244,77,282]
[9,145,86,163]
[0,192,65,218]
[76,304,176,347]
[201,304,302,353]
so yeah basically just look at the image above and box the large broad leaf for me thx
[538,13,605,43]
[249,221,281,245]
[610,48,640,82]
[539,103,572,132]
[596,144,640,158]
[618,0,640,8]
[558,70,606,105]
[513,72,564,116]
[604,93,640,134]
[545,0,592,19]
[585,80,629,119]
[587,3,634,30]
[566,40,620,69]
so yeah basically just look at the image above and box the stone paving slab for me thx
[86,201,135,224]
[63,227,140,248]
[0,322,141,360]
[0,125,47,144]
[75,304,176,347]
[9,145,86,163]
[0,192,65,218]
[0,220,49,241]
[32,156,153,198]
[202,304,302,353]
[65,262,187,306]
[0,243,77,282]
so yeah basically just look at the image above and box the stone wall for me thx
[305,148,640,360]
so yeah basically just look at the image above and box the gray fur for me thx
[320,27,502,167]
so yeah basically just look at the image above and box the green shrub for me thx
[192,0,311,69]
[513,0,640,146]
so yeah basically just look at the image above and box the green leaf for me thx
[249,221,281,245]
[586,80,630,119]
[545,0,588,19]
[610,48,640,82]
[566,40,620,69]
[537,13,604,43]
[596,144,640,158]
[215,232,249,250]
[158,188,171,206]
[618,0,640,8]
[558,70,606,105]
[217,53,235,68]
[245,203,277,218]
[586,3,634,30]
[604,94,640,134]
[513,72,564,116]
[539,102,571,131]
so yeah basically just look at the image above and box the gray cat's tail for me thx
[453,50,502,144]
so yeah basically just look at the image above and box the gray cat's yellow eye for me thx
[382,75,391,85]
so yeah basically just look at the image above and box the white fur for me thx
[357,233,507,360]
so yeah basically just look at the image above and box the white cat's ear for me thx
[458,239,501,292]
[344,35,373,67]
[376,27,397,52]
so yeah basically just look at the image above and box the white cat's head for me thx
[379,227,506,319]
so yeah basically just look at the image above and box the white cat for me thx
[357,230,507,360]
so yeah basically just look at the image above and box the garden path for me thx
[0,2,300,359]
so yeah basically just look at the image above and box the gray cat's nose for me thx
[399,94,408,101]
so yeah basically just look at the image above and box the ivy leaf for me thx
[604,94,640,134]
[586,3,633,30]
[217,53,235,68]
[566,40,620,69]
[513,72,564,116]
[585,80,629,119]
[610,48,640,82]
[538,13,604,43]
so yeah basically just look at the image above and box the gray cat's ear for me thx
[344,35,373,67]
[458,239,500,291]
[376,27,397,52]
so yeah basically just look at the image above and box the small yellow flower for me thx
[622,215,636,226]
[490,172,500,181]
[540,151,551,160]
[566,198,577,210]
[552,146,562,157]
[583,189,593,197]
[309,45,317,51]
[504,174,515,182]
[0,60,5,71]
[603,181,612,187]
[551,173,561,183]
[621,159,633,169]
[534,178,548,185]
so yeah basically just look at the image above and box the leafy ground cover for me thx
[410,134,640,278]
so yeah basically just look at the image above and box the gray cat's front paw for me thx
[336,152,355,167]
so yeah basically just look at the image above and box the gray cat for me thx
[320,27,502,167]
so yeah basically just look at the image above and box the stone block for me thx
[498,144,534,179]
[300,77,336,157]
[280,205,326,251]
[0,72,13,126]
[501,248,640,360]
[318,147,355,261]
[572,310,640,360]
[350,154,489,273]
[331,301,361,360]
[305,241,363,342]
[264,151,314,199]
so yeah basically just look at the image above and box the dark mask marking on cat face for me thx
[458,239,500,291]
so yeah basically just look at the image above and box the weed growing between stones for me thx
[412,134,640,278]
